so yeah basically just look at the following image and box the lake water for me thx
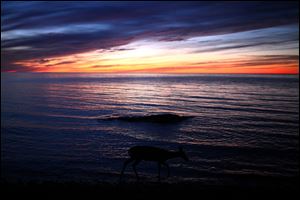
[1,73,299,186]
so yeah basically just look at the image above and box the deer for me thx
[120,146,189,181]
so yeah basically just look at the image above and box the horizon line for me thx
[1,71,299,76]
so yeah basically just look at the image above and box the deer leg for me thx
[120,158,134,181]
[162,162,170,177]
[132,159,141,180]
[157,162,161,181]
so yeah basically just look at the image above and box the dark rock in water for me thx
[100,114,193,124]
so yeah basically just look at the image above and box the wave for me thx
[98,113,194,124]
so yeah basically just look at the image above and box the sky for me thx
[1,1,299,74]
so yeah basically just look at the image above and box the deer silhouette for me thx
[120,146,188,181]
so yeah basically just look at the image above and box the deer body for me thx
[120,146,188,181]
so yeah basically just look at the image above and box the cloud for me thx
[1,1,299,72]
[44,61,76,67]
[126,54,299,73]
[193,37,299,53]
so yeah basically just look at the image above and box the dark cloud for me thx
[44,61,76,67]
[90,65,117,69]
[38,58,52,64]
[1,63,34,72]
[194,37,299,53]
[1,1,299,71]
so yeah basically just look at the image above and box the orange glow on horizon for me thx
[13,62,298,74]
[11,41,299,74]
[13,57,298,75]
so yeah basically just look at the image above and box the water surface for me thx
[1,73,299,185]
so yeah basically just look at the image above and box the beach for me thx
[2,176,299,199]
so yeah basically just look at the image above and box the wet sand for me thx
[2,175,298,199]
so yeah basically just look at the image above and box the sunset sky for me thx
[1,1,299,74]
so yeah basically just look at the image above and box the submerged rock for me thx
[99,113,194,124]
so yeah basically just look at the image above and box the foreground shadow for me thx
[120,146,189,182]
